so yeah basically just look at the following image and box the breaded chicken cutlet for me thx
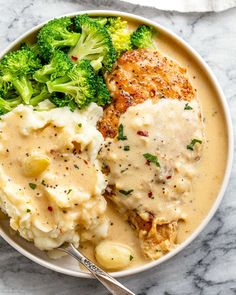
[98,49,200,260]
[98,48,195,138]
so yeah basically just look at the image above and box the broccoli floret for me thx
[69,14,116,72]
[20,43,41,58]
[49,92,76,111]
[46,59,96,108]
[105,17,132,57]
[0,80,19,102]
[92,17,108,26]
[34,50,73,83]
[0,47,41,104]
[29,86,51,106]
[37,17,81,60]
[95,75,111,106]
[131,25,155,49]
[0,77,12,98]
[0,96,22,115]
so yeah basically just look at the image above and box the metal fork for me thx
[58,243,136,295]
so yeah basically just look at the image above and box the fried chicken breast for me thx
[99,49,203,260]
[98,48,195,138]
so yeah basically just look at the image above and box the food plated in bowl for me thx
[0,10,233,278]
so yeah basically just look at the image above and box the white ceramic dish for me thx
[0,10,233,278]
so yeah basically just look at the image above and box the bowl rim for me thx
[0,9,234,279]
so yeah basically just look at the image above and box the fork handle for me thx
[60,243,135,295]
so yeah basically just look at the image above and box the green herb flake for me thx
[187,139,202,151]
[143,153,160,167]
[117,124,127,141]
[124,145,130,151]
[74,164,79,169]
[120,168,128,173]
[29,183,37,190]
[78,123,82,128]
[184,103,193,110]
[26,209,31,213]
[119,189,134,196]
[67,189,72,195]
[129,255,134,261]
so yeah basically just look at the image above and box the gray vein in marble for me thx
[0,1,236,294]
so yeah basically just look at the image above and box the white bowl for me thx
[0,10,233,278]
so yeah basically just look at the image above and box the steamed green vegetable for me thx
[37,17,80,60]
[34,50,73,83]
[29,86,51,106]
[0,77,12,98]
[47,59,96,108]
[95,76,111,106]
[0,46,41,104]
[0,14,158,115]
[49,92,76,111]
[69,14,116,71]
[0,97,22,115]
[105,17,132,57]
[91,17,108,26]
[131,25,155,49]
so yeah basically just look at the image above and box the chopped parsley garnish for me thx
[143,153,160,167]
[78,123,82,128]
[124,145,130,151]
[184,103,193,110]
[29,183,37,190]
[119,189,134,196]
[74,164,79,169]
[187,139,202,151]
[117,124,127,141]
[67,189,72,195]
[26,209,31,213]
[129,255,134,261]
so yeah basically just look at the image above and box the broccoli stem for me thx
[30,88,50,106]
[69,32,105,61]
[0,97,22,113]
[47,80,82,99]
[12,77,33,104]
[33,64,54,83]
[47,78,86,108]
[53,36,80,48]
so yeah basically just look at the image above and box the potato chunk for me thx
[22,154,50,177]
[95,240,133,270]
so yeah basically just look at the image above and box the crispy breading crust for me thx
[129,211,178,259]
[105,186,179,260]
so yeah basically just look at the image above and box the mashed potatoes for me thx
[0,103,108,250]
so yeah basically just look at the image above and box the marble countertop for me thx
[0,1,235,294]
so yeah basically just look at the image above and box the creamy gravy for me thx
[99,99,203,224]
[0,105,108,250]
[81,22,228,268]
